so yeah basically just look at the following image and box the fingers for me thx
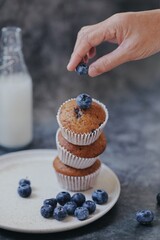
[83,55,89,63]
[83,47,96,64]
[82,47,96,64]
[67,25,107,71]
[88,46,128,77]
[87,47,96,59]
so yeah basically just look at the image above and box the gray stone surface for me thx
[0,0,160,239]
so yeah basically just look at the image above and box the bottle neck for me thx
[0,27,28,74]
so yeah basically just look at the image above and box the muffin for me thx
[57,94,108,145]
[56,128,107,169]
[53,156,101,191]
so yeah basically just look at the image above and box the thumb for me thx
[88,45,128,77]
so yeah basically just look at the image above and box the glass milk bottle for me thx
[0,27,33,150]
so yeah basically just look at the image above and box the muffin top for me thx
[57,129,107,158]
[57,99,106,134]
[53,156,101,176]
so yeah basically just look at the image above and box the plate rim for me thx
[0,149,121,233]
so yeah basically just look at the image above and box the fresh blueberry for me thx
[43,198,57,209]
[156,193,160,205]
[41,205,54,218]
[19,179,31,186]
[53,206,67,221]
[76,93,92,110]
[136,210,154,225]
[64,201,77,215]
[71,193,86,206]
[18,184,32,198]
[83,200,96,214]
[92,189,108,204]
[56,191,71,206]
[75,62,88,75]
[74,207,89,221]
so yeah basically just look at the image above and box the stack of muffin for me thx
[53,94,108,191]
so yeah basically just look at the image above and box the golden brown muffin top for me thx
[58,99,106,134]
[53,156,101,176]
[58,130,107,158]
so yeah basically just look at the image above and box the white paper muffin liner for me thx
[54,166,101,191]
[57,98,109,146]
[56,128,98,169]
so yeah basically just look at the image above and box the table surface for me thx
[0,59,160,240]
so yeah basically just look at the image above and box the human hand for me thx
[67,10,160,77]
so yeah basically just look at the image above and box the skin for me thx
[67,10,160,77]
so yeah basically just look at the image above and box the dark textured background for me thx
[0,0,160,239]
[0,0,159,148]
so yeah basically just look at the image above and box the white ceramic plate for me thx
[0,149,120,233]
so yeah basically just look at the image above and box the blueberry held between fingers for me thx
[71,193,86,206]
[74,207,89,221]
[75,63,88,75]
[76,93,92,110]
[43,198,57,209]
[136,210,154,225]
[19,178,31,186]
[83,200,96,214]
[41,205,54,218]
[18,184,32,198]
[64,201,77,215]
[56,191,71,206]
[53,206,67,221]
[156,193,160,205]
[92,189,108,204]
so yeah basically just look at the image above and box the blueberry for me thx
[18,184,32,198]
[71,193,86,206]
[56,191,71,206]
[74,207,89,221]
[75,63,88,75]
[19,179,30,186]
[53,206,67,221]
[156,193,160,205]
[92,189,108,204]
[74,107,82,118]
[76,94,92,110]
[41,205,54,218]
[43,198,57,209]
[136,210,154,225]
[83,200,96,214]
[64,201,77,215]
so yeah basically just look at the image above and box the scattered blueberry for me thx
[43,198,57,209]
[64,201,77,215]
[53,206,67,221]
[75,62,88,75]
[41,205,54,218]
[18,184,32,198]
[136,210,154,225]
[19,179,30,186]
[76,93,92,110]
[71,193,86,206]
[74,207,89,221]
[83,200,96,214]
[92,189,108,204]
[156,193,160,205]
[56,191,71,206]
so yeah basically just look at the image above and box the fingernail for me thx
[67,53,73,70]
[67,61,72,70]
[88,65,97,77]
